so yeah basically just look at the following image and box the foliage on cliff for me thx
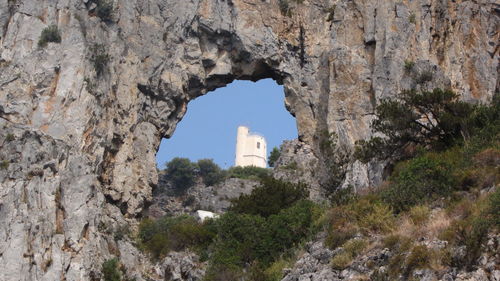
[322,92,499,277]
[139,178,321,281]
[355,89,499,162]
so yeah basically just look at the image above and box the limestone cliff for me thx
[0,0,498,279]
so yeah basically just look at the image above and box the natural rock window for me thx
[156,79,297,169]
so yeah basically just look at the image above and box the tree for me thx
[355,88,476,162]
[165,158,198,192]
[230,177,309,218]
[197,159,225,186]
[268,147,281,167]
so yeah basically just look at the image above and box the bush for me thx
[489,188,500,227]
[382,155,456,212]
[268,147,281,167]
[383,234,413,253]
[102,258,121,281]
[325,207,358,249]
[207,200,319,278]
[89,43,110,77]
[226,165,270,180]
[409,205,431,225]
[230,177,308,218]
[439,192,496,269]
[416,70,434,84]
[210,212,266,268]
[353,199,395,233]
[404,60,415,72]
[138,215,216,260]
[260,200,319,264]
[331,252,352,270]
[405,245,431,275]
[96,0,113,22]
[342,238,368,257]
[5,134,15,142]
[0,160,9,170]
[264,259,290,281]
[197,159,225,186]
[165,157,198,193]
[38,25,61,47]
[409,13,416,24]
[329,185,357,206]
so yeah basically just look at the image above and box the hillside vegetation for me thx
[132,89,498,281]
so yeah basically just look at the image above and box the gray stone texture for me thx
[0,0,498,279]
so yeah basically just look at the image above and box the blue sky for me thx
[156,79,297,169]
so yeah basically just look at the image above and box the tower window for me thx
[257,142,260,149]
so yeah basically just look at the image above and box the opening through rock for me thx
[156,78,297,169]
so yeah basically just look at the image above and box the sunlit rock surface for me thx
[0,0,498,279]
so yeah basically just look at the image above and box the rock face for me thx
[148,173,259,218]
[281,233,500,281]
[0,0,498,279]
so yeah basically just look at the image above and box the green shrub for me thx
[230,177,308,218]
[102,258,121,281]
[165,157,198,193]
[5,134,15,142]
[383,234,413,253]
[382,155,456,212]
[405,245,431,275]
[113,225,130,241]
[409,13,416,24]
[268,147,281,167]
[89,43,110,77]
[0,160,9,170]
[325,207,358,249]
[439,194,495,269]
[38,25,61,47]
[404,60,415,72]
[331,252,352,270]
[210,212,266,268]
[342,238,368,257]
[355,201,395,233]
[138,215,216,260]
[260,200,319,264]
[409,205,431,225]
[264,259,290,281]
[488,188,500,227]
[330,238,367,271]
[96,0,113,22]
[197,159,225,186]
[208,200,319,277]
[226,165,270,180]
[329,185,357,206]
[416,70,434,84]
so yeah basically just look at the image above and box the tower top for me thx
[234,126,267,168]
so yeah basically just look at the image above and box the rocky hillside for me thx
[148,171,259,218]
[0,0,498,280]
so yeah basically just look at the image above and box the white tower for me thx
[234,126,267,168]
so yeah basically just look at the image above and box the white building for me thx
[234,126,267,168]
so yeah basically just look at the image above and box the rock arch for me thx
[0,0,497,279]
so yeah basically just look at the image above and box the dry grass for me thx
[424,210,451,239]
[393,208,451,241]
